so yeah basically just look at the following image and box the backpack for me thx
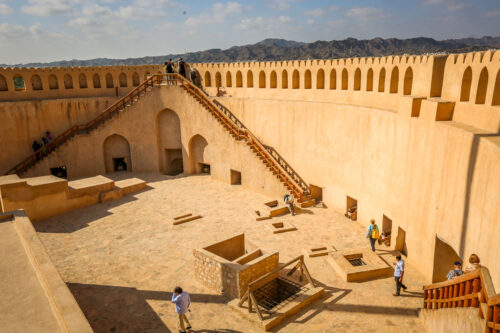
[371,225,379,239]
[166,63,173,73]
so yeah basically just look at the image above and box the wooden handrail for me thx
[6,73,308,200]
[6,75,159,175]
[423,267,500,332]
[174,74,306,199]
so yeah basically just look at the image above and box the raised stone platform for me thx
[328,248,393,282]
[0,211,92,333]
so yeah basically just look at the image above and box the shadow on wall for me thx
[67,283,234,333]
[433,235,462,283]
[459,132,500,258]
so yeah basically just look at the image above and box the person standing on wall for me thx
[172,286,192,333]
[365,219,379,252]
[393,255,408,296]
[178,58,186,78]
[166,59,175,85]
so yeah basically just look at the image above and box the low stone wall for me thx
[238,253,279,298]
[0,210,93,332]
[194,234,279,299]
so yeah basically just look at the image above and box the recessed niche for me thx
[346,196,357,221]
[113,157,128,171]
[199,163,210,174]
[50,166,67,178]
[230,169,241,185]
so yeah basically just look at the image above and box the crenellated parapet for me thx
[191,54,441,98]
[0,64,163,101]
[191,50,500,132]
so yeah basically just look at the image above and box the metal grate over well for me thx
[253,277,309,313]
[347,258,366,267]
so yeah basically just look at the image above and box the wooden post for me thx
[249,292,263,321]
[465,280,472,307]
[459,282,465,307]
[423,290,428,309]
[471,278,480,307]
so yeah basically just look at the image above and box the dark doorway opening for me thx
[50,166,67,178]
[345,196,357,221]
[113,157,128,171]
[380,215,392,247]
[310,184,323,202]
[200,163,210,174]
[395,226,407,256]
[230,169,241,185]
[165,149,183,175]
[432,235,462,283]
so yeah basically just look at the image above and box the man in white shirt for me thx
[393,255,408,296]
[172,286,192,333]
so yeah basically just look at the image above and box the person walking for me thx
[284,194,295,216]
[172,286,192,333]
[393,255,407,296]
[365,219,379,252]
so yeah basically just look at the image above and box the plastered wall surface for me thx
[0,51,498,290]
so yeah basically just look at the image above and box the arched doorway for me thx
[188,134,209,174]
[156,109,183,175]
[103,134,132,173]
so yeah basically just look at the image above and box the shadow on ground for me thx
[67,283,233,333]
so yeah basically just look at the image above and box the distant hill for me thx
[2,36,499,68]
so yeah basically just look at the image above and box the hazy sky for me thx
[0,0,499,64]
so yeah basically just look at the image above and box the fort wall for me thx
[0,51,498,289]
[0,65,162,101]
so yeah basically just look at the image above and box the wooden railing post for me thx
[472,278,480,307]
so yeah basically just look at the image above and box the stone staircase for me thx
[176,75,312,201]
[6,74,312,201]
[5,75,161,176]
[422,267,500,332]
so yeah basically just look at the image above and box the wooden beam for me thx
[238,291,249,307]
[174,213,192,220]
[250,291,263,321]
[173,215,202,225]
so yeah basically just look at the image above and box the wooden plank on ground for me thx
[173,215,202,225]
[174,213,192,220]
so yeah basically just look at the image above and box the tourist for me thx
[32,140,41,153]
[166,59,174,74]
[190,68,197,84]
[446,261,464,280]
[284,194,295,216]
[465,254,481,273]
[178,58,186,78]
[172,286,192,333]
[45,131,52,142]
[393,255,407,296]
[365,219,379,252]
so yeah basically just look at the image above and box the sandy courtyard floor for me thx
[35,174,425,333]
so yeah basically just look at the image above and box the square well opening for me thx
[253,277,306,312]
[265,200,279,208]
[346,196,357,221]
[272,222,284,229]
[230,169,241,185]
[344,254,366,267]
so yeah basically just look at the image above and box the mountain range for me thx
[2,36,500,68]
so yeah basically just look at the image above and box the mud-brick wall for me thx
[237,252,279,298]
[193,249,239,298]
